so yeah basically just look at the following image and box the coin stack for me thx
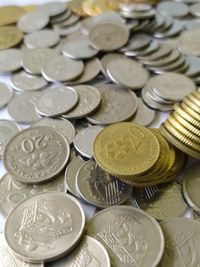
[160,88,200,159]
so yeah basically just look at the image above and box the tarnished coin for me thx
[18,11,49,33]
[87,206,164,267]
[159,218,200,266]
[62,85,101,119]
[0,172,65,218]
[0,49,22,72]
[157,1,189,18]
[42,55,84,82]
[0,120,20,158]
[3,126,70,184]
[22,48,58,75]
[32,118,75,144]
[76,160,132,208]
[0,26,23,50]
[177,29,200,56]
[37,1,67,16]
[7,92,42,124]
[0,83,13,108]
[4,192,85,263]
[47,235,110,267]
[89,22,129,51]
[0,6,25,26]
[87,84,138,125]
[24,30,60,49]
[36,86,78,116]
[11,71,48,92]
[73,126,104,158]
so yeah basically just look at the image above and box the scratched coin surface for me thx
[87,206,164,267]
[3,126,70,184]
[0,82,13,108]
[159,218,200,267]
[76,160,132,208]
[4,192,85,263]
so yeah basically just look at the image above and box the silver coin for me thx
[11,71,48,92]
[37,1,67,16]
[120,9,155,19]
[177,29,200,56]
[0,82,13,108]
[0,120,20,158]
[76,160,132,208]
[24,30,60,49]
[0,49,22,72]
[59,13,80,27]
[7,92,42,124]
[22,48,58,75]
[4,192,85,263]
[65,156,85,197]
[144,49,180,67]
[32,118,75,144]
[36,86,78,117]
[53,21,82,36]
[73,126,104,158]
[157,1,189,18]
[106,56,149,90]
[190,2,200,17]
[18,11,49,33]
[134,41,160,57]
[120,3,152,12]
[87,84,138,125]
[184,19,200,30]
[42,55,84,82]
[3,126,70,184]
[153,20,183,38]
[50,9,72,24]
[100,53,123,76]
[62,31,98,59]
[89,22,129,51]
[47,235,110,267]
[62,85,101,119]
[129,97,156,126]
[87,206,164,267]
[185,56,200,77]
[0,172,65,218]
[121,34,151,52]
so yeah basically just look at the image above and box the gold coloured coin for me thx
[94,0,109,14]
[107,0,119,11]
[94,122,160,178]
[181,102,200,121]
[0,27,23,50]
[23,5,37,12]
[174,103,200,128]
[187,94,200,108]
[173,112,200,136]
[82,0,98,16]
[183,97,200,113]
[69,0,88,16]
[192,91,200,101]
[0,6,25,26]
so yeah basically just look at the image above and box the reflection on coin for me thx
[0,120,20,158]
[8,92,42,124]
[32,118,75,144]
[159,218,200,266]
[11,71,48,92]
[3,126,70,184]
[0,83,13,109]
[0,49,22,72]
[76,160,132,208]
[73,126,104,158]
[36,87,78,116]
[0,26,23,50]
[47,235,110,267]
[87,206,164,267]
[4,192,85,263]
[0,172,65,218]
[177,29,200,56]
[37,1,67,16]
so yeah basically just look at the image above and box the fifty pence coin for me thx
[4,192,85,263]
[0,82,13,109]
[0,49,22,72]
[3,126,70,184]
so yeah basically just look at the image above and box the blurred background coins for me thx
[0,6,25,26]
[0,83,13,108]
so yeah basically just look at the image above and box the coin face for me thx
[177,29,200,56]
[0,26,23,50]
[87,206,164,267]
[157,1,189,18]
[37,1,67,16]
[0,6,25,26]
[3,126,70,184]
[0,83,13,108]
[0,49,22,72]
[4,192,85,263]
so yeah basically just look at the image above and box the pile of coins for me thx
[161,88,200,158]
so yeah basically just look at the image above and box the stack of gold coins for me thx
[94,122,186,187]
[160,88,200,159]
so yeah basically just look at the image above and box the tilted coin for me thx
[190,2,200,17]
[7,92,42,124]
[32,118,75,144]
[0,120,20,158]
[24,30,60,49]
[120,9,155,19]
[87,84,138,125]
[53,21,82,36]
[4,192,85,263]
[36,86,79,116]
[62,85,101,119]
[157,1,189,18]
[42,55,84,82]
[87,206,164,267]
[11,71,48,92]
[76,160,132,208]
[73,126,104,158]
[184,19,200,30]
[100,53,123,76]
[37,1,67,16]
[89,22,129,51]
[185,56,200,77]
[0,6,25,26]
[50,9,72,24]
[68,0,87,16]
[3,126,70,184]
[0,83,13,109]
[47,235,110,267]
[153,20,183,39]
[0,26,23,50]
[159,218,200,266]
[59,13,80,27]
[177,29,200,56]
[18,11,49,33]
[0,49,22,72]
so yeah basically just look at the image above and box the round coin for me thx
[0,83,13,108]
[157,1,189,18]
[37,1,67,16]
[177,29,200,56]
[0,6,25,26]
[4,192,85,263]
[0,49,22,72]
[0,26,23,50]
[87,206,164,267]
